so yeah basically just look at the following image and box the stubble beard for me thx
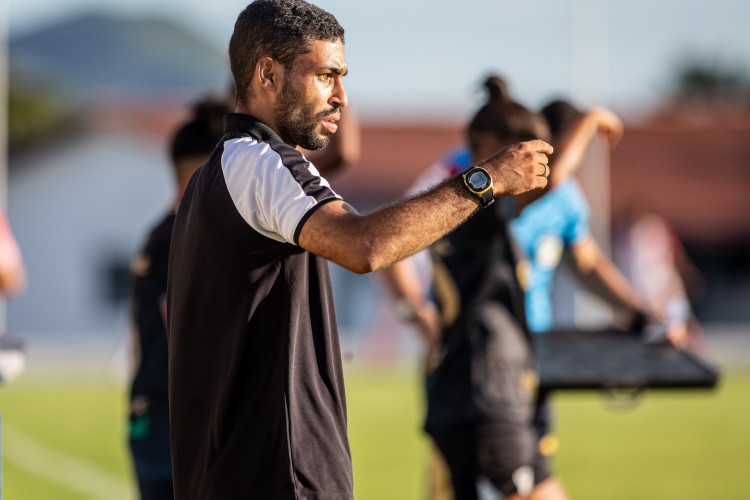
[274,78,333,151]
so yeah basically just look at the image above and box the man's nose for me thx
[331,79,348,109]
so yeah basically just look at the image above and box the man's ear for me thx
[257,56,281,92]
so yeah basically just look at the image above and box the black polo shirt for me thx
[167,114,352,499]
[425,202,535,431]
[130,213,174,413]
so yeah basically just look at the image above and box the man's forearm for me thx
[362,176,480,269]
[300,175,478,274]
[298,139,552,273]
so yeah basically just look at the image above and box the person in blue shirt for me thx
[510,99,654,449]
[381,76,566,500]
[510,178,595,333]
[382,81,659,499]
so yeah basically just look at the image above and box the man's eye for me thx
[318,73,331,81]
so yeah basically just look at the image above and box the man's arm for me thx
[298,140,552,274]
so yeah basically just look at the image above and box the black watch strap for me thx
[478,187,494,208]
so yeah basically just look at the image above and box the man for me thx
[129,98,228,499]
[131,93,357,500]
[131,94,357,500]
[167,2,551,498]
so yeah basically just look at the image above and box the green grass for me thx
[1,366,748,499]
[553,372,750,500]
[0,377,135,500]
[347,365,750,500]
[345,364,431,500]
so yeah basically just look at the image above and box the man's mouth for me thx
[321,115,339,134]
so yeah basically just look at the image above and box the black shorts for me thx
[129,406,172,482]
[430,419,550,499]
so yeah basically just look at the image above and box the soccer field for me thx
[1,366,748,499]
[346,365,750,500]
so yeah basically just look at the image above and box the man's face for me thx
[274,39,348,150]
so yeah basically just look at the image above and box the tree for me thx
[671,54,750,106]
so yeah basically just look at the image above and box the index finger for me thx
[521,139,554,155]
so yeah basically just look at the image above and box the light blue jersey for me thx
[510,179,590,333]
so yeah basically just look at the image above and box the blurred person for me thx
[614,207,708,355]
[0,209,27,384]
[509,99,658,453]
[166,2,551,498]
[0,208,27,298]
[128,97,228,500]
[381,76,566,500]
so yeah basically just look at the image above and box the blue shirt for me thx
[510,179,590,333]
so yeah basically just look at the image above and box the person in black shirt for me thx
[381,77,568,499]
[128,98,228,500]
[129,92,358,500]
[167,2,552,498]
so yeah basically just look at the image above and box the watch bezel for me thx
[462,166,495,208]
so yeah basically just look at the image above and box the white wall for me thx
[7,132,172,334]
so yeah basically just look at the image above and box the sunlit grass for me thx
[1,365,748,499]
[346,363,750,500]
[1,378,134,500]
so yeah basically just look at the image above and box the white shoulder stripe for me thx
[221,137,328,245]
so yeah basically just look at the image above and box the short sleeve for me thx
[221,137,341,245]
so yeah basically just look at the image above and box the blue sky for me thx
[8,0,750,121]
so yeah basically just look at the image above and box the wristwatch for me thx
[462,166,494,208]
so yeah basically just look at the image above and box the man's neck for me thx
[237,102,278,136]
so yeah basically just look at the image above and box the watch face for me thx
[467,170,490,190]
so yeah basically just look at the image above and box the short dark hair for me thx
[467,75,549,145]
[229,0,345,106]
[540,99,583,141]
[170,97,228,166]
